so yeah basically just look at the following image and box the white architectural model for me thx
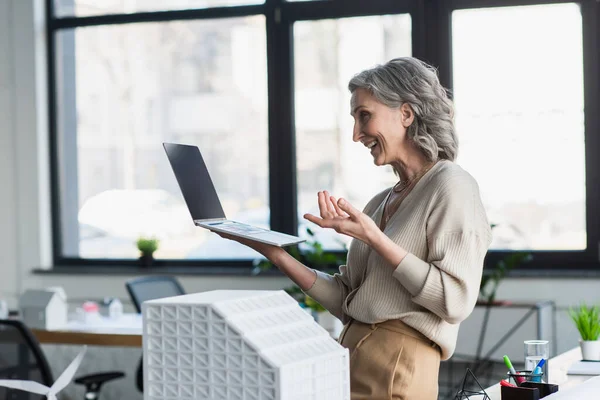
[19,288,67,330]
[142,290,350,400]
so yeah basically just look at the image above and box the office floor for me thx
[43,345,142,400]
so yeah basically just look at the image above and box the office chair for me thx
[125,276,185,392]
[0,319,124,400]
[125,275,185,314]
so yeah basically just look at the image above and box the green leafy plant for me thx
[304,295,327,313]
[479,224,533,304]
[136,237,159,257]
[569,304,600,341]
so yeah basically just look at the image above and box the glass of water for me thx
[524,340,549,381]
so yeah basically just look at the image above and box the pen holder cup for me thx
[507,370,544,385]
[501,382,559,400]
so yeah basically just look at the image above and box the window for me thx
[452,3,586,251]
[53,13,268,261]
[294,14,412,250]
[47,0,600,271]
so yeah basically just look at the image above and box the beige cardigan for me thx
[305,160,492,360]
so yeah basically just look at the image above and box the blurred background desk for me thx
[31,313,142,347]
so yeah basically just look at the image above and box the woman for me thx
[216,57,492,399]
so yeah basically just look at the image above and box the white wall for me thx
[0,0,21,308]
[0,0,598,365]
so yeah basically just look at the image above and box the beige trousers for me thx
[338,319,441,400]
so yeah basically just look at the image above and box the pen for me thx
[500,379,517,388]
[532,359,545,383]
[504,355,526,385]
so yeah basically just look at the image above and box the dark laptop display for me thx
[163,142,304,247]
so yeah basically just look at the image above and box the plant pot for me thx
[315,311,343,339]
[580,339,600,361]
[139,254,155,267]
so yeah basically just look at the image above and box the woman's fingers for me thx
[315,190,355,222]
[337,198,360,219]
[323,191,337,215]
[304,213,324,227]
[305,213,340,231]
[319,191,346,219]
[329,195,348,217]
[317,191,331,218]
[307,193,372,241]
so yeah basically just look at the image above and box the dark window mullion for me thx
[49,5,267,28]
[267,4,297,235]
[412,0,453,90]
[282,0,416,21]
[46,0,64,265]
[448,0,577,10]
[582,0,600,262]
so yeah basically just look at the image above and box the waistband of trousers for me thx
[351,319,438,349]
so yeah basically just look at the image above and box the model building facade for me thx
[142,290,350,400]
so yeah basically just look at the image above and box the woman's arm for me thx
[268,247,318,291]
[392,232,490,324]
[267,246,352,321]
[212,232,351,320]
[368,226,490,324]
[210,235,317,290]
[381,176,492,324]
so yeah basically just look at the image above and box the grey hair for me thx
[348,57,458,162]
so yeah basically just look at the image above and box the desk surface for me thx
[485,347,591,399]
[31,313,142,347]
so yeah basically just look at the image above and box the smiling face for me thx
[351,88,414,167]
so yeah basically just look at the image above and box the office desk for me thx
[31,313,142,347]
[484,347,591,399]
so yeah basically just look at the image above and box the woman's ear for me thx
[400,103,415,127]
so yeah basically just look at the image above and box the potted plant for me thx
[136,237,159,267]
[569,304,600,361]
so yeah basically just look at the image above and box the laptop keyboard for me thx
[212,221,268,235]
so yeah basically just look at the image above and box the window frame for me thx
[46,0,600,272]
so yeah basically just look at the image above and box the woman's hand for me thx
[303,191,381,246]
[211,231,284,261]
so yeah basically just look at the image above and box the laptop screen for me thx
[163,142,226,221]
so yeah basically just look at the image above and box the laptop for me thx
[163,142,305,247]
